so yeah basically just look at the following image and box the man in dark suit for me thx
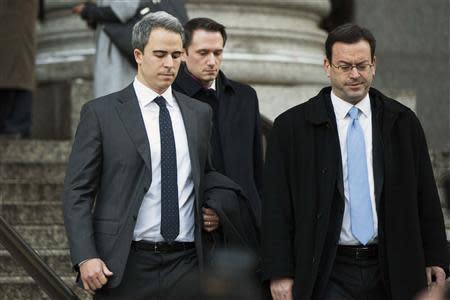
[63,11,220,299]
[262,24,448,300]
[173,17,264,224]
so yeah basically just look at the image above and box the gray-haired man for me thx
[63,11,219,299]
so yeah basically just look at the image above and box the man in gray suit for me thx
[63,11,219,299]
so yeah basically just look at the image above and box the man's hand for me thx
[202,207,220,232]
[270,277,294,300]
[426,266,446,288]
[72,3,85,15]
[79,258,113,295]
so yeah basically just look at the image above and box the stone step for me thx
[0,140,70,163]
[0,182,63,204]
[0,249,72,277]
[1,201,63,225]
[0,162,66,183]
[0,225,69,250]
[0,276,90,300]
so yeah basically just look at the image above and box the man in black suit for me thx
[262,24,448,300]
[63,11,220,299]
[173,17,264,224]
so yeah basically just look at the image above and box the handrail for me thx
[0,215,80,300]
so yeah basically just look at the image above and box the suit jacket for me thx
[63,84,213,288]
[173,65,264,224]
[261,87,448,299]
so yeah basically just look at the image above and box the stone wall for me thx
[355,0,450,152]
[34,0,331,139]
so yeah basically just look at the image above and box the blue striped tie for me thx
[154,96,179,242]
[347,106,374,245]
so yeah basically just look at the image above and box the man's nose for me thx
[349,67,360,78]
[163,55,174,68]
[206,53,215,66]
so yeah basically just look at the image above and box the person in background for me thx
[173,17,264,225]
[0,0,39,139]
[72,0,188,98]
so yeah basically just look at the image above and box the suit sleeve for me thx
[261,116,295,281]
[63,103,102,269]
[413,114,449,274]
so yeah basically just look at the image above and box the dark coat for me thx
[63,84,214,288]
[173,65,264,224]
[261,87,448,300]
[203,171,259,254]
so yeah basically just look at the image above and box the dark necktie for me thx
[154,96,179,242]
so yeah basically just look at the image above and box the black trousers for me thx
[321,252,389,300]
[0,89,32,137]
[94,247,198,300]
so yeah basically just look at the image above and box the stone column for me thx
[186,0,330,120]
[35,0,330,138]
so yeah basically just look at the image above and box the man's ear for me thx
[182,48,189,61]
[323,58,331,78]
[372,56,377,76]
[134,48,144,65]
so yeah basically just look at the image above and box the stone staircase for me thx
[0,140,89,299]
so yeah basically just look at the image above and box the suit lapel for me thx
[174,91,200,191]
[116,84,152,172]
[322,94,346,202]
[216,78,232,167]
[306,90,345,207]
[371,98,384,207]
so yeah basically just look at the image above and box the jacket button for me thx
[133,215,137,221]
[321,168,328,174]
[316,213,322,220]
[143,186,148,193]
[312,257,316,264]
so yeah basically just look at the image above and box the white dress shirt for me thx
[132,78,195,242]
[330,91,378,245]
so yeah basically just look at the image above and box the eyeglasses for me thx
[330,63,373,73]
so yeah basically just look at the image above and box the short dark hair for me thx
[325,23,376,62]
[183,17,227,49]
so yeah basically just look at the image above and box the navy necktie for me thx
[347,106,374,245]
[154,96,179,242]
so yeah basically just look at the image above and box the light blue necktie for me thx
[347,106,374,245]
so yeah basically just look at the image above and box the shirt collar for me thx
[133,77,175,108]
[208,79,216,91]
[331,90,371,120]
[185,66,216,91]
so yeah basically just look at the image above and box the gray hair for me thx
[132,11,185,52]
